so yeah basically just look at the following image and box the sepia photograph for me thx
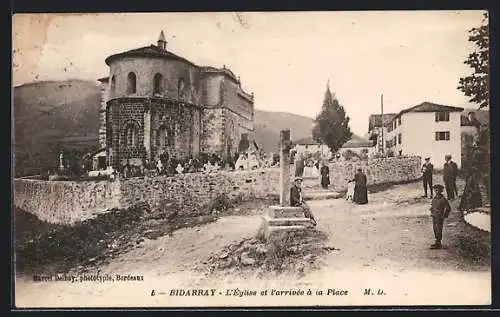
[12,11,491,308]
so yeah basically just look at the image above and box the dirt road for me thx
[15,179,491,307]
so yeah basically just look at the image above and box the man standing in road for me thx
[421,157,434,198]
[443,155,458,200]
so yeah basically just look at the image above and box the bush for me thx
[342,149,359,161]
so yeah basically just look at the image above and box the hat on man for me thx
[433,184,444,192]
[424,157,430,161]
[294,177,303,182]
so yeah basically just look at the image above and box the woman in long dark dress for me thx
[320,162,330,189]
[458,167,483,211]
[352,168,368,204]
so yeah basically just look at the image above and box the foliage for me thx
[342,149,359,161]
[457,13,491,200]
[312,84,353,153]
[369,133,378,145]
[457,13,489,109]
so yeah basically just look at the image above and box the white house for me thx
[292,137,332,158]
[336,134,376,158]
[383,101,464,168]
[293,134,375,159]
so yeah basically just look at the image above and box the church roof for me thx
[105,44,197,67]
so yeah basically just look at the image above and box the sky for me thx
[12,11,487,136]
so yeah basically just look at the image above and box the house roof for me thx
[368,113,397,131]
[385,101,465,126]
[294,135,373,148]
[460,109,489,126]
[341,134,374,148]
[294,136,319,145]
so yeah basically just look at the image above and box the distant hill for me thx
[253,110,314,153]
[12,80,315,176]
[13,79,101,176]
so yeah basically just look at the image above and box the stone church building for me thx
[96,31,255,169]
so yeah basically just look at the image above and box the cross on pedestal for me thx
[257,129,314,242]
[279,129,292,206]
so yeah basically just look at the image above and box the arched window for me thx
[156,126,175,147]
[127,72,137,94]
[110,76,116,95]
[178,78,185,98]
[153,73,163,95]
[123,121,139,147]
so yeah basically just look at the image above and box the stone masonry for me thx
[14,156,421,225]
[100,31,255,169]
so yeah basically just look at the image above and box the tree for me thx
[458,13,489,109]
[458,13,490,201]
[312,83,353,153]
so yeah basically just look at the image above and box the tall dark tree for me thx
[458,12,489,109]
[458,13,490,201]
[312,83,353,153]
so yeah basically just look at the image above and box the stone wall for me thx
[202,107,224,153]
[14,156,421,225]
[325,156,422,191]
[14,179,122,224]
[119,169,280,216]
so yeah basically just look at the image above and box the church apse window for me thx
[123,121,140,147]
[156,126,175,147]
[153,73,163,95]
[110,75,116,95]
[178,78,185,99]
[127,72,137,94]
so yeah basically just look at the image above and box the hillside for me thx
[13,80,315,176]
[253,110,314,153]
[13,79,101,176]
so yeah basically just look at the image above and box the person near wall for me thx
[443,154,458,200]
[352,168,368,204]
[458,167,483,211]
[290,177,317,226]
[320,162,330,189]
[421,157,434,198]
[294,153,305,177]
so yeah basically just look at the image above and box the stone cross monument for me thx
[279,129,292,206]
[257,129,314,241]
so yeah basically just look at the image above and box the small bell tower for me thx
[157,30,167,50]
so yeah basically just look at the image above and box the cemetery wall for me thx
[14,179,122,224]
[14,156,421,225]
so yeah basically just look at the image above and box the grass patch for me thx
[14,203,217,274]
[201,229,336,277]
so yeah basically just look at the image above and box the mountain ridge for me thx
[13,79,315,176]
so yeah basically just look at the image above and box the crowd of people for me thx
[118,150,279,179]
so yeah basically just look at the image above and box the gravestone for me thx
[257,129,315,241]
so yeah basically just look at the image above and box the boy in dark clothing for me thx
[429,184,451,249]
[290,177,317,226]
